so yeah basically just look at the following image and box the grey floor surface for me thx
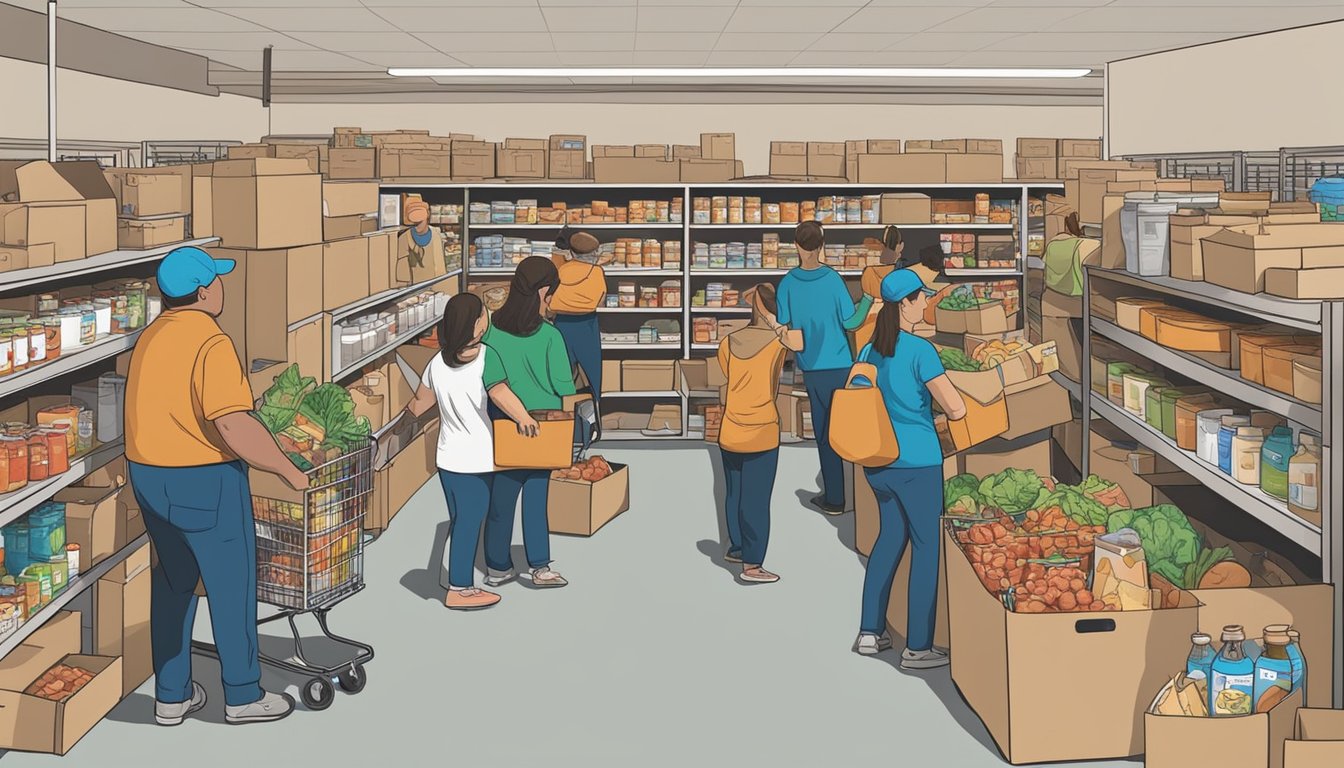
[2,444,1138,767]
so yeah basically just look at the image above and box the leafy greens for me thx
[977,469,1049,515]
[1106,504,1203,587]
[298,383,373,454]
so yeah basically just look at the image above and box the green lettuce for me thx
[298,383,372,454]
[1042,485,1111,527]
[259,365,316,434]
[1107,504,1203,586]
[977,468,1049,515]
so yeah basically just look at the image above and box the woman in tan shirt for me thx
[716,284,802,583]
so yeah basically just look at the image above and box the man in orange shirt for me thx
[124,247,308,727]
[550,227,607,404]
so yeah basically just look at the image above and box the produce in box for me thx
[258,365,371,470]
[24,663,96,703]
[550,455,615,483]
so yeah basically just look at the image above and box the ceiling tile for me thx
[949,50,1115,67]
[192,1,367,6]
[418,32,556,53]
[725,7,860,34]
[704,51,801,66]
[129,31,316,52]
[739,0,866,5]
[1047,7,1344,33]
[929,6,1090,33]
[454,52,564,67]
[636,0,740,6]
[209,7,397,33]
[59,8,265,33]
[264,50,379,71]
[287,32,430,52]
[897,32,1020,51]
[344,51,468,68]
[542,7,638,33]
[807,34,909,52]
[373,6,549,33]
[983,31,1235,51]
[553,33,636,52]
[986,0,1108,5]
[361,0,535,6]
[540,0,638,6]
[789,50,966,66]
[635,32,722,51]
[635,6,735,33]
[559,51,636,66]
[714,33,824,52]
[633,50,712,66]
[835,6,983,34]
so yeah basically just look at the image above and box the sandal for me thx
[444,587,502,611]
[740,566,780,584]
[531,567,569,588]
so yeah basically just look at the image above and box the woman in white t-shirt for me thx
[404,292,537,611]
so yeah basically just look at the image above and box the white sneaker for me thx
[155,682,207,726]
[853,633,893,656]
[900,647,950,670]
[225,691,295,725]
[484,569,516,587]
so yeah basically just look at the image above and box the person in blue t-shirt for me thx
[775,221,872,515]
[851,269,967,670]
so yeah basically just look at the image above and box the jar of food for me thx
[91,298,112,337]
[42,317,61,360]
[26,432,48,482]
[0,332,12,377]
[1288,433,1321,522]
[639,287,659,308]
[659,281,681,309]
[0,422,26,437]
[57,308,85,351]
[1232,426,1266,485]
[27,325,46,365]
[123,281,147,329]
[340,328,361,366]
[0,436,29,492]
[42,429,69,475]
[1173,393,1216,450]
[36,293,59,314]
[10,328,28,372]
[147,295,162,323]
[66,543,80,580]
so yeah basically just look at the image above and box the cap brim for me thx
[920,286,938,296]
[213,258,236,276]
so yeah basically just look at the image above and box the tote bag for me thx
[829,349,900,468]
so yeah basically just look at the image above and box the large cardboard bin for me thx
[548,463,630,536]
[1284,708,1344,768]
[0,654,122,755]
[1147,688,1303,768]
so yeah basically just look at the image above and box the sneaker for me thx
[724,550,744,564]
[530,567,568,588]
[484,569,516,588]
[155,681,207,726]
[900,647,950,670]
[739,566,780,584]
[811,495,845,516]
[225,691,295,725]
[444,587,501,611]
[853,633,893,656]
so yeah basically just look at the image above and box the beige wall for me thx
[272,102,1102,177]
[1107,21,1344,156]
[0,56,268,145]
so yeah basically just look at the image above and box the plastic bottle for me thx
[1253,626,1295,713]
[1210,624,1256,716]
[1288,434,1321,521]
[1259,426,1293,500]
[1286,629,1307,703]
[1186,632,1215,681]
[1217,415,1249,475]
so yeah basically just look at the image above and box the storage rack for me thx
[1280,145,1344,203]
[1079,266,1343,705]
[381,181,1063,440]
[0,137,141,167]
[1119,151,1282,199]
[141,139,243,167]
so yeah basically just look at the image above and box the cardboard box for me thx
[0,160,121,261]
[451,141,495,179]
[322,237,371,311]
[104,170,186,217]
[367,419,438,532]
[0,612,81,692]
[212,244,324,367]
[548,463,630,536]
[548,135,587,179]
[497,141,548,179]
[634,144,668,160]
[935,300,1011,335]
[96,564,152,697]
[945,369,1010,451]
[859,153,941,184]
[591,145,634,159]
[286,312,331,383]
[601,359,622,393]
[1060,138,1101,159]
[53,486,119,568]
[1061,159,1151,180]
[1076,167,1159,224]
[326,148,377,179]
[934,138,1002,155]
[961,439,1052,480]
[807,142,846,178]
[1016,138,1058,158]
[1001,376,1072,440]
[1264,266,1344,299]
[1146,687,1302,768]
[379,145,451,179]
[592,157,680,184]
[1015,156,1057,180]
[322,180,379,218]
[1284,709,1344,767]
[366,230,394,297]
[116,216,185,249]
[948,154,1005,183]
[212,159,322,249]
[322,213,373,241]
[671,145,701,160]
[270,143,320,173]
[879,193,932,224]
[0,243,54,272]
[700,133,735,161]
[769,142,808,177]
[0,203,84,263]
[622,359,675,391]
[0,654,122,755]
[228,144,273,160]
[947,526,1198,764]
[1200,224,1344,294]
[679,159,742,183]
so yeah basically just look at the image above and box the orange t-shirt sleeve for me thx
[195,336,255,421]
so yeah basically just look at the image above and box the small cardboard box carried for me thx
[548,462,630,537]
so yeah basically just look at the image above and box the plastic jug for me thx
[1259,426,1293,501]
[1310,176,1344,221]
[1210,624,1255,716]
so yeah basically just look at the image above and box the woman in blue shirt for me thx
[853,269,966,669]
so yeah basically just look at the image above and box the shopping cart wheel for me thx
[337,664,367,694]
[302,677,335,711]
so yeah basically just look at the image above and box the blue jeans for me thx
[553,312,602,398]
[803,367,849,508]
[438,470,494,589]
[483,469,552,572]
[128,460,262,708]
[721,447,779,566]
[860,465,943,650]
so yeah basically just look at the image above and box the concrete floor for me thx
[3,444,1138,767]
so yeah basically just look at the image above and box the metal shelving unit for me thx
[469,222,683,230]
[687,223,1017,230]
[0,237,220,294]
[0,441,127,530]
[0,330,144,400]
[332,314,440,382]
[330,270,461,324]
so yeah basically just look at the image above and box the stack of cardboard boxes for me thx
[1014,137,1103,181]
[0,160,119,270]
[104,168,192,250]
[593,133,740,183]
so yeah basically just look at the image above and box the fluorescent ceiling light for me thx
[388,67,1092,79]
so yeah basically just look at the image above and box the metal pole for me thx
[47,0,57,162]
[262,45,273,108]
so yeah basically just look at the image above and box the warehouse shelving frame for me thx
[1079,265,1344,706]
[380,181,1063,441]
[1118,150,1283,199]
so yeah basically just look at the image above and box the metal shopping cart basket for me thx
[192,439,376,711]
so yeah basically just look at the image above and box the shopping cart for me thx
[192,440,376,711]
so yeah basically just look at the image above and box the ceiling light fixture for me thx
[387,67,1092,79]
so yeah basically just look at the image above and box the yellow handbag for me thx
[829,358,900,468]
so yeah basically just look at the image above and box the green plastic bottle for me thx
[1260,426,1293,501]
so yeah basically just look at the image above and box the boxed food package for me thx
[549,135,587,179]
[116,217,186,249]
[1284,709,1344,767]
[211,158,322,249]
[769,142,808,177]
[700,133,735,160]
[879,193,932,224]
[548,459,630,536]
[0,654,123,755]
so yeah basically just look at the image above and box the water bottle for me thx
[1186,632,1215,681]
[1210,625,1255,716]
[1253,626,1294,713]
[1286,628,1307,703]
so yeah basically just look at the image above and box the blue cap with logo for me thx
[880,268,937,303]
[156,246,235,299]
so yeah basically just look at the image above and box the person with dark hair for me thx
[776,221,872,516]
[550,228,608,414]
[124,246,308,726]
[481,256,576,589]
[855,230,951,352]
[403,292,538,611]
[715,284,802,583]
[852,269,967,669]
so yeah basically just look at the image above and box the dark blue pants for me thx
[803,367,849,508]
[721,447,779,566]
[483,469,552,572]
[437,470,494,589]
[860,465,943,650]
[128,460,262,708]
[553,312,602,398]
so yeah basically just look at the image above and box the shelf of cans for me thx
[600,319,681,348]
[468,198,684,226]
[606,280,682,310]
[690,236,888,272]
[1,499,79,641]
[470,236,681,271]
[941,232,1019,270]
[336,290,449,371]
[690,194,1019,226]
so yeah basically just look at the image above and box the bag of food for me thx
[1093,528,1151,610]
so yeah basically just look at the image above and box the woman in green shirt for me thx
[482,256,576,589]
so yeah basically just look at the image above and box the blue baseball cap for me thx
[156,246,235,299]
[880,268,937,303]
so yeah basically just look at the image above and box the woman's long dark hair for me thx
[439,292,484,368]
[493,256,560,337]
[872,290,921,358]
